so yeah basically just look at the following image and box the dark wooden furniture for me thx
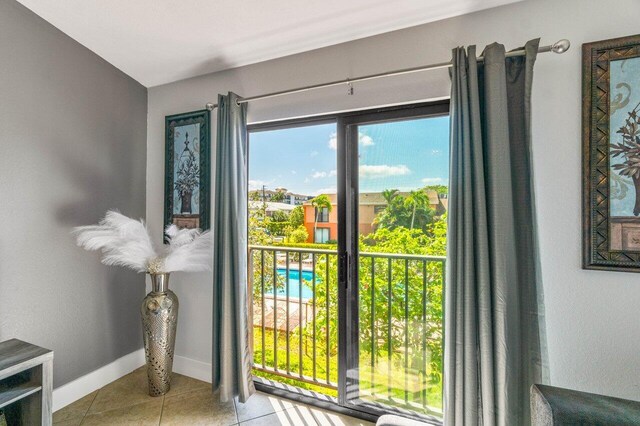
[0,339,53,426]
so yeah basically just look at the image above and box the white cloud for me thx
[291,170,297,175]
[421,177,444,185]
[328,132,374,150]
[359,164,410,179]
[248,179,274,190]
[312,169,337,179]
[314,186,337,195]
[328,133,337,150]
[359,134,374,146]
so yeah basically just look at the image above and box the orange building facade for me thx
[302,191,445,243]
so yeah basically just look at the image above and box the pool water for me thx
[267,268,314,299]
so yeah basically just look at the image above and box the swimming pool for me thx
[266,268,314,299]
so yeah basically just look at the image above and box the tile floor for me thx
[53,367,375,425]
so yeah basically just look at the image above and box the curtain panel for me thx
[444,39,547,426]
[212,92,255,403]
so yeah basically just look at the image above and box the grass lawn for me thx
[252,327,442,415]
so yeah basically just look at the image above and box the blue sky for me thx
[248,116,449,196]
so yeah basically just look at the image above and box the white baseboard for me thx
[52,348,145,412]
[173,354,212,383]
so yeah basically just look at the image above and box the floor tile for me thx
[239,407,319,426]
[53,418,84,426]
[81,399,163,426]
[87,367,159,414]
[54,365,372,426]
[165,372,210,397]
[239,402,375,426]
[53,391,98,424]
[161,388,237,425]
[235,391,296,422]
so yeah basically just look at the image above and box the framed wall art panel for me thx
[164,110,210,238]
[583,34,640,271]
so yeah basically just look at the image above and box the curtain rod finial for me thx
[206,102,215,111]
[551,39,570,54]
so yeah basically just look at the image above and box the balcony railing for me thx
[248,244,445,416]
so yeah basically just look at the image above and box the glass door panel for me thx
[248,122,340,397]
[344,114,449,418]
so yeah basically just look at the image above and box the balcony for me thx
[248,244,445,417]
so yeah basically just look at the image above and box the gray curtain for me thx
[444,39,547,426]
[212,92,255,403]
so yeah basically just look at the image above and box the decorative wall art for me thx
[165,110,210,237]
[583,34,640,271]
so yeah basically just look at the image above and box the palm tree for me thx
[382,189,399,204]
[311,194,332,242]
[271,190,286,203]
[405,190,429,229]
[374,189,400,230]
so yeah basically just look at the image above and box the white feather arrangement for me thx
[163,224,212,273]
[73,210,212,273]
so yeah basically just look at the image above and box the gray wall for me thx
[0,0,147,387]
[148,0,640,400]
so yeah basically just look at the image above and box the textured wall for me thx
[0,0,147,387]
[147,0,640,400]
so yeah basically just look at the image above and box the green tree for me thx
[405,190,434,230]
[248,208,272,245]
[311,194,332,240]
[310,216,447,410]
[270,210,289,222]
[287,225,309,243]
[271,189,287,202]
[382,188,399,204]
[248,187,448,413]
[289,206,304,228]
[375,190,435,233]
[423,184,448,195]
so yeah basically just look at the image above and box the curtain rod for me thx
[205,39,570,111]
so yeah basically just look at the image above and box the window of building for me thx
[316,207,330,222]
[314,227,330,243]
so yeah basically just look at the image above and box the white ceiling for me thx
[17,0,522,87]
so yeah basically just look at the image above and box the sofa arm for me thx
[531,384,640,425]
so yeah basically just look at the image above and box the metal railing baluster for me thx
[387,257,392,401]
[286,251,290,375]
[273,249,278,371]
[326,253,330,385]
[312,254,317,382]
[422,260,427,409]
[299,252,303,379]
[404,258,409,404]
[370,256,375,398]
[261,250,265,368]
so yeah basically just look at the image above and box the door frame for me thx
[337,102,449,417]
[248,100,450,424]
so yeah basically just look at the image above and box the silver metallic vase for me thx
[141,273,179,396]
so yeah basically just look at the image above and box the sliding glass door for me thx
[248,103,449,420]
[248,121,340,397]
[339,105,449,419]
